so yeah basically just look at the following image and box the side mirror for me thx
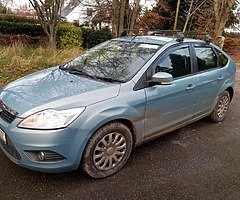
[150,72,173,85]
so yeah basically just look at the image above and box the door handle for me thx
[218,75,224,81]
[185,84,196,91]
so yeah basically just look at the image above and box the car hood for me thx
[0,67,120,117]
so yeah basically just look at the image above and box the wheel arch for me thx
[92,118,138,147]
[225,87,234,101]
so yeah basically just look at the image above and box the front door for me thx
[144,45,198,137]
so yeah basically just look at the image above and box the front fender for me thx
[81,104,145,139]
[75,86,146,143]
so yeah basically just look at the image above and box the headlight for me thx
[18,108,85,129]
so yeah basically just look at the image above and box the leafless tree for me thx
[182,0,207,33]
[174,0,181,31]
[112,0,141,37]
[29,0,64,48]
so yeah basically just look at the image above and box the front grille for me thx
[0,135,21,163]
[0,101,18,123]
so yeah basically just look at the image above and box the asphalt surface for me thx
[1,69,240,200]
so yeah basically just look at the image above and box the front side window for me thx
[195,47,218,71]
[64,40,161,82]
[155,47,191,78]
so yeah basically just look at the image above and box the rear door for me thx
[192,44,227,116]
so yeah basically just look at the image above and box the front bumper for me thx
[0,118,91,173]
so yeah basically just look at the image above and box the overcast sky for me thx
[67,0,154,22]
[8,0,155,22]
[8,0,154,9]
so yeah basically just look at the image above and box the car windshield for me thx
[64,40,161,82]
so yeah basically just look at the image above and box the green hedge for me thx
[0,21,44,37]
[0,20,112,48]
[81,28,112,48]
[0,14,39,24]
[57,23,82,49]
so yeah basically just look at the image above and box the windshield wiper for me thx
[59,64,67,69]
[61,66,124,83]
[59,63,71,70]
[95,76,125,83]
[68,68,96,80]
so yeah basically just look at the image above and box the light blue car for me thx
[0,34,236,178]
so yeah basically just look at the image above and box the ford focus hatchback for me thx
[0,33,236,178]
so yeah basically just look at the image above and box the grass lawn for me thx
[0,44,81,87]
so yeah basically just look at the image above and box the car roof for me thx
[114,35,206,46]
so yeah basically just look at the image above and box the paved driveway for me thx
[1,69,240,200]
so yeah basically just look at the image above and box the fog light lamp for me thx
[38,152,45,161]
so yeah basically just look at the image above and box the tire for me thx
[82,122,133,178]
[208,91,231,123]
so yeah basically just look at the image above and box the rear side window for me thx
[195,47,218,72]
[155,47,191,78]
[215,49,228,67]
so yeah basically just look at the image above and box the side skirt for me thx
[134,112,211,147]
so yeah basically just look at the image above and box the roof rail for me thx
[121,29,181,36]
[121,29,185,42]
[120,29,149,37]
[185,31,212,44]
[120,29,212,44]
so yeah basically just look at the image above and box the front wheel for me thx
[208,91,231,123]
[82,122,133,178]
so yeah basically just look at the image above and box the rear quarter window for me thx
[194,47,218,72]
[215,49,229,67]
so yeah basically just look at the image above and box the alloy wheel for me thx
[93,132,127,171]
[217,95,229,118]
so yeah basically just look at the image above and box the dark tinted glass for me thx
[155,47,191,78]
[215,49,228,67]
[195,47,218,71]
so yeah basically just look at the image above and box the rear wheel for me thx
[82,122,133,178]
[208,91,231,123]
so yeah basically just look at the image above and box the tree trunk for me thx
[112,0,119,37]
[183,0,194,33]
[213,0,235,43]
[48,35,56,48]
[129,0,140,31]
[213,17,227,41]
[48,25,57,48]
[118,0,126,36]
[174,0,181,31]
[111,0,140,37]
[182,0,207,33]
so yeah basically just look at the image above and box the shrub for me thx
[57,23,83,49]
[81,28,112,48]
[0,14,40,24]
[223,37,240,54]
[0,21,45,36]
